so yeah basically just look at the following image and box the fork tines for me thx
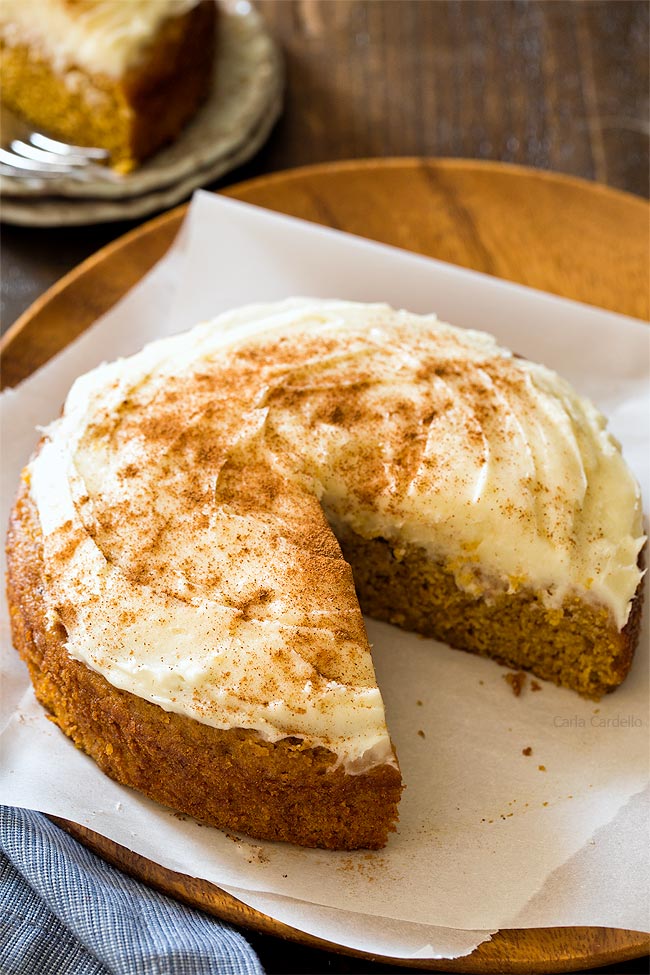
[0,108,122,183]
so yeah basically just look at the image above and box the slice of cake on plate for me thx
[0,0,216,172]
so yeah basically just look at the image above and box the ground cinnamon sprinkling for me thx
[17,309,636,854]
[504,670,526,696]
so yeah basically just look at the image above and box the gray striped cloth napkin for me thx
[0,806,264,975]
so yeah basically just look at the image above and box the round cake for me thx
[6,298,646,849]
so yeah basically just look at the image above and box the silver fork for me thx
[0,105,123,184]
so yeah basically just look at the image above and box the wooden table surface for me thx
[1,0,648,333]
[1,3,649,974]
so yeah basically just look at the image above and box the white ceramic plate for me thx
[0,91,282,226]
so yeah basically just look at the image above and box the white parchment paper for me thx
[1,191,649,960]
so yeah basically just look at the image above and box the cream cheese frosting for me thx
[0,0,201,77]
[27,299,646,769]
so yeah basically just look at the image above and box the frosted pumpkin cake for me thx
[6,299,646,849]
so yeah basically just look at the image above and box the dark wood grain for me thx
[248,0,649,192]
[1,0,648,333]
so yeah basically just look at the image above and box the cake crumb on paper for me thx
[522,746,533,756]
[503,670,526,696]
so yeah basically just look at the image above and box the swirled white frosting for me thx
[0,0,201,77]
[28,299,645,769]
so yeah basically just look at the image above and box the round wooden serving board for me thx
[2,159,649,972]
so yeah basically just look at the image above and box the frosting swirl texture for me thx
[28,299,646,767]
